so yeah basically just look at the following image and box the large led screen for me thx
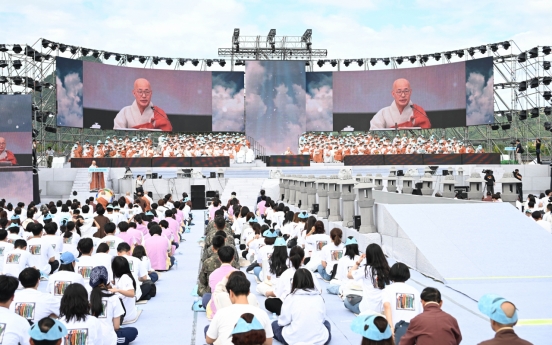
[0,95,33,167]
[212,72,245,132]
[245,61,306,155]
[331,57,493,131]
[56,57,84,128]
[0,169,34,203]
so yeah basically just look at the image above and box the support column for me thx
[354,177,376,234]
[327,176,342,222]
[279,176,286,202]
[420,173,435,196]
[498,172,519,205]
[298,177,307,210]
[467,172,485,200]
[317,175,329,218]
[288,176,297,206]
[374,174,384,190]
[341,179,356,227]
[306,175,316,212]
[442,175,456,198]
[283,175,290,203]
[402,174,416,194]
[386,167,398,193]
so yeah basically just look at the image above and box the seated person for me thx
[10,268,60,324]
[0,275,31,344]
[29,317,68,345]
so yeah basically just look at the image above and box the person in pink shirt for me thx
[208,199,222,221]
[159,220,176,255]
[257,196,267,216]
[164,210,180,244]
[117,221,142,246]
[144,224,174,271]
[133,214,149,236]
[207,246,237,316]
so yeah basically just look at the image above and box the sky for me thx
[1,0,550,63]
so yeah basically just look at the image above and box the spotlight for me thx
[479,45,487,54]
[395,57,403,65]
[544,91,552,100]
[126,55,135,63]
[103,52,111,60]
[70,46,78,55]
[59,44,68,52]
[152,57,160,65]
[506,113,513,122]
[179,58,186,66]
[81,48,89,56]
[421,55,429,63]
[433,53,441,61]
[519,110,527,120]
[192,59,199,66]
[501,123,511,130]
[12,60,22,70]
[545,122,552,131]
[45,126,57,133]
[270,43,275,53]
[531,107,540,118]
[115,54,122,61]
[305,61,310,66]
[344,59,350,67]
[491,124,499,130]
[518,52,526,63]
[545,106,552,115]
[138,56,146,64]
[165,58,173,66]
[529,47,539,59]
[456,50,464,58]
[544,61,551,70]
[12,45,22,54]
[12,76,23,85]
[468,48,475,57]
[317,60,325,67]
[330,60,337,67]
[0,44,7,52]
[544,77,552,85]
[444,51,452,60]
[543,46,551,55]
[370,58,377,66]
[0,60,7,68]
[219,59,226,67]
[490,44,498,52]
[502,41,511,50]
[518,81,527,92]
[206,59,213,67]
[530,77,539,88]
[357,59,363,67]
[42,39,50,48]
[383,58,390,65]
[235,60,244,66]
[409,56,416,64]
[0,76,7,84]
[92,50,100,58]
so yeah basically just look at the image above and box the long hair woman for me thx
[111,256,140,322]
[59,283,102,344]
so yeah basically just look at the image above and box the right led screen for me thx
[331,57,493,131]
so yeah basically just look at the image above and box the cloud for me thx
[466,73,494,126]
[56,73,83,127]
[212,84,245,132]
[306,73,333,131]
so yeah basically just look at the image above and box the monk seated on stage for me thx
[114,78,173,132]
[0,136,17,165]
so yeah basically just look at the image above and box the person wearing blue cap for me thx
[476,294,531,345]
[252,229,278,283]
[46,252,85,301]
[350,314,394,344]
[230,313,267,345]
[29,317,68,345]
[0,275,31,345]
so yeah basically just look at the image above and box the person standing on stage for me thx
[46,146,55,168]
[89,160,105,192]
[136,175,146,194]
[515,139,524,164]
[535,138,541,164]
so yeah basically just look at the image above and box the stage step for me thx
[67,168,109,200]
[220,178,266,210]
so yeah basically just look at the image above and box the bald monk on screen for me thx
[370,78,431,130]
[113,78,173,131]
[0,136,18,165]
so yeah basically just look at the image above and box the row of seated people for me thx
[69,132,255,163]
[0,194,192,345]
[299,132,486,162]
[196,198,532,345]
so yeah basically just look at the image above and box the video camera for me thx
[482,169,493,175]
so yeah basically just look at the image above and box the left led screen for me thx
[0,95,33,167]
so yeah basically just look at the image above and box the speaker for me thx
[354,216,361,230]
[206,191,217,198]
[151,173,158,179]
[192,198,206,210]
[32,172,40,204]
[397,170,404,176]
[210,172,216,178]
[442,170,449,176]
[412,189,422,196]
[415,182,423,189]
[312,203,319,214]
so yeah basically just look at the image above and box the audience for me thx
[0,275,31,345]
[477,293,531,345]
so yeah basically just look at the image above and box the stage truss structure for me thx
[0,31,550,166]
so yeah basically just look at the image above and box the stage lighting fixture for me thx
[305,61,310,66]
[433,53,441,61]
[518,81,527,91]
[444,51,452,60]
[92,50,100,58]
[0,44,7,52]
[219,59,226,67]
[178,58,186,66]
[70,46,78,55]
[103,52,111,60]
[12,60,22,69]
[501,123,511,130]
[543,46,551,55]
[270,43,275,53]
[479,45,487,54]
[395,57,403,65]
[544,61,551,70]
[543,76,552,86]
[12,44,22,54]
[81,48,89,56]
[32,129,38,138]
[235,60,244,66]
[0,76,7,84]
[506,113,513,122]
[127,55,135,63]
[330,60,337,67]
[518,52,526,63]
[137,56,145,64]
[491,124,499,130]
[0,60,7,68]
[529,47,539,58]
[165,58,173,66]
[519,110,527,120]
[344,59,350,67]
[192,59,199,66]
[59,44,67,52]
[456,50,464,58]
[357,59,364,67]
[530,77,539,88]
[12,77,22,85]
[45,126,57,133]
[152,56,160,65]
[409,55,416,64]
[317,60,325,67]
[545,122,552,132]
[544,91,552,101]
[421,55,429,63]
[490,44,498,52]
[383,58,390,65]
[41,39,50,48]
[531,107,540,118]
[43,82,52,89]
[502,41,511,50]
[545,106,552,115]
[468,48,475,57]
[370,58,377,66]
[206,59,213,67]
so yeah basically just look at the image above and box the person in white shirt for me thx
[10,268,60,324]
[252,229,277,282]
[42,222,64,258]
[100,223,124,257]
[304,220,331,271]
[0,275,31,345]
[328,237,362,297]
[532,211,552,234]
[7,223,22,244]
[206,271,273,345]
[110,256,140,322]
[117,242,154,302]
[3,239,32,277]
[382,262,422,342]
[346,243,391,315]
[543,204,552,224]
[272,268,331,345]
[47,252,87,300]
[59,283,103,345]
[0,229,15,274]
[75,238,114,284]
[88,266,138,345]
[26,223,59,276]
[317,228,345,282]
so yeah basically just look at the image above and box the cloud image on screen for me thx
[0,95,33,166]
[466,57,494,126]
[56,57,83,128]
[245,61,306,155]
[306,72,333,131]
[212,72,245,132]
[0,170,34,203]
